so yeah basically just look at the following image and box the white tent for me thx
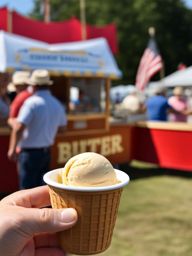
[161,66,192,87]
[110,85,135,102]
[0,30,122,79]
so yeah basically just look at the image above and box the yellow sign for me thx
[57,134,123,163]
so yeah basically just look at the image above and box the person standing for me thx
[8,69,67,189]
[117,88,146,122]
[168,86,188,122]
[7,71,32,128]
[145,86,171,121]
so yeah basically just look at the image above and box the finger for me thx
[34,233,59,248]
[1,186,50,208]
[20,207,78,235]
[20,240,34,256]
[21,242,65,256]
[36,248,65,256]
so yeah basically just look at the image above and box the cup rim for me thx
[43,168,130,192]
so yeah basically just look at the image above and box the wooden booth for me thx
[50,75,133,168]
[0,31,133,194]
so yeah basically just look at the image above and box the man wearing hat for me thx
[7,71,32,128]
[8,69,67,189]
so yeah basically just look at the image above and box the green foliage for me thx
[31,0,192,85]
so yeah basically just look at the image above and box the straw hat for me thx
[173,86,183,96]
[7,82,16,93]
[7,71,30,92]
[12,71,30,86]
[28,69,53,86]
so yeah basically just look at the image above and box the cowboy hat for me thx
[7,82,16,92]
[28,69,53,86]
[12,71,30,86]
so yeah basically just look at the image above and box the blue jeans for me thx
[18,148,51,189]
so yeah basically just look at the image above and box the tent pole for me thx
[7,9,12,33]
[80,0,87,40]
[44,0,50,23]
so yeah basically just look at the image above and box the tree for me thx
[31,0,192,85]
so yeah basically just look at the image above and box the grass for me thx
[99,175,192,256]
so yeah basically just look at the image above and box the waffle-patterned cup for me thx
[43,168,129,255]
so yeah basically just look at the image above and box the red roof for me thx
[0,7,118,53]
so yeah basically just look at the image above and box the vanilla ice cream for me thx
[61,152,119,187]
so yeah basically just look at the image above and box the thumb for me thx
[21,207,78,235]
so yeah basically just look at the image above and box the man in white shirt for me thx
[8,69,67,189]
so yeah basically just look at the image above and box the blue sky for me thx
[0,0,34,15]
[0,0,192,15]
[185,0,192,8]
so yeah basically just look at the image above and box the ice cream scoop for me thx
[61,152,119,187]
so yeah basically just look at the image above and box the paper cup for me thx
[43,168,129,255]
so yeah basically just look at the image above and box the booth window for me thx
[69,78,106,114]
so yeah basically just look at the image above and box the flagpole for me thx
[160,60,165,79]
[148,27,165,79]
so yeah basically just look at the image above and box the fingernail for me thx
[61,208,77,223]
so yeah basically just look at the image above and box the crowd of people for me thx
[113,85,192,122]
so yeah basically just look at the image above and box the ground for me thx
[98,164,192,256]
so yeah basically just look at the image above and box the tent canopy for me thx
[0,31,122,79]
[161,66,192,87]
[0,7,118,53]
[110,85,135,102]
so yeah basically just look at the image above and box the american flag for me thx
[135,37,163,91]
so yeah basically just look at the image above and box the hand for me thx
[7,148,17,161]
[0,186,78,256]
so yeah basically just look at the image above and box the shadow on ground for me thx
[119,162,192,180]
[1,163,191,199]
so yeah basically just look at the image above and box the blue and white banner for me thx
[0,31,122,78]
